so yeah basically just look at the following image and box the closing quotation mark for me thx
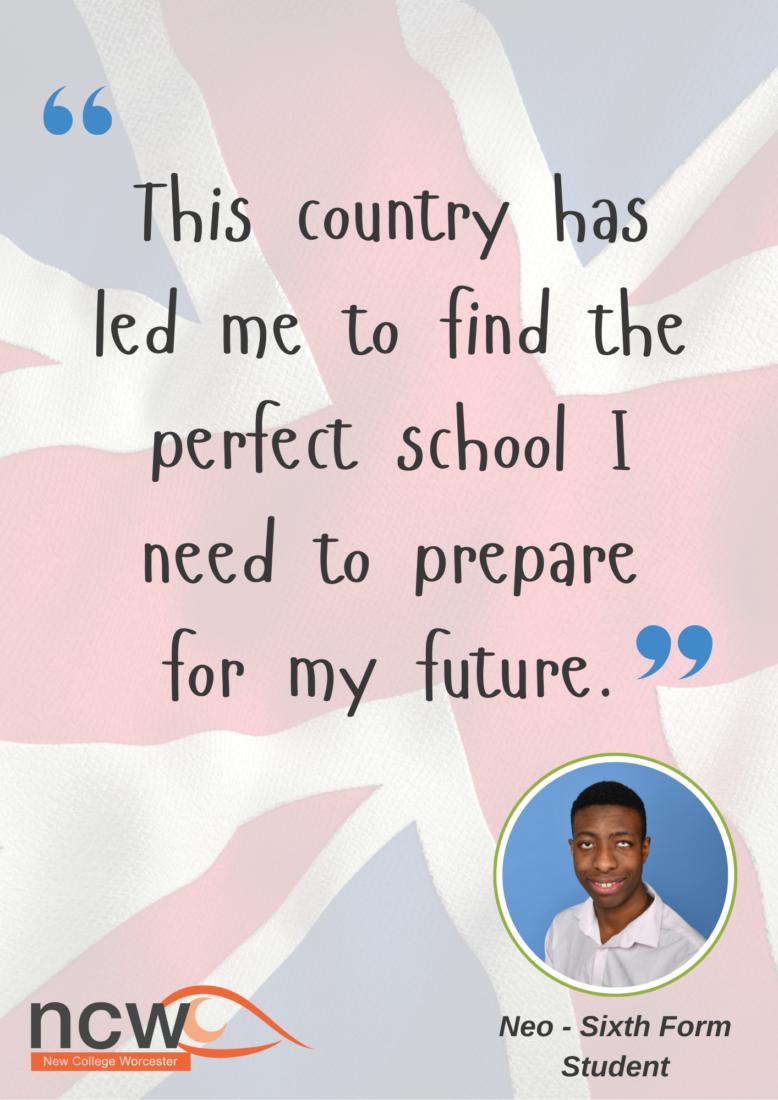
[636,625,712,679]
[43,87,112,135]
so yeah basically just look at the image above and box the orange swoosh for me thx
[178,1041,282,1059]
[163,984,311,1049]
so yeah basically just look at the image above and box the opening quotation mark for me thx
[636,625,712,679]
[43,87,112,135]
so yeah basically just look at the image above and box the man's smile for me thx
[588,877,626,894]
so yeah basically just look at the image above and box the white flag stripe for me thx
[0,0,328,459]
[397,0,778,394]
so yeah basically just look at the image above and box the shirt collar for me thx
[577,883,662,948]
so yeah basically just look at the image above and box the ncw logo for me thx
[31,984,309,1067]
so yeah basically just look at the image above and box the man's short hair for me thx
[571,781,647,840]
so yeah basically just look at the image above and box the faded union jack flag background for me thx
[1,1,778,1097]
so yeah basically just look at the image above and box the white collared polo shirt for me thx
[544,884,705,988]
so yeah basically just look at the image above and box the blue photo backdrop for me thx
[501,761,730,962]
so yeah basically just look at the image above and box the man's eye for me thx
[579,841,593,849]
[617,840,631,847]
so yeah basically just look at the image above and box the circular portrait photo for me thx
[494,754,736,995]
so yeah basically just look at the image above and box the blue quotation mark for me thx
[44,87,112,135]
[637,625,712,679]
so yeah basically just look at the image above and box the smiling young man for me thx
[544,781,705,988]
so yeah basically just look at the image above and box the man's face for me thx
[569,804,650,909]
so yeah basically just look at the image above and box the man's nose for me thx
[593,847,619,872]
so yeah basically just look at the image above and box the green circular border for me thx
[493,752,738,997]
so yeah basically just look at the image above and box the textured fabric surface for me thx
[2,3,777,1098]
